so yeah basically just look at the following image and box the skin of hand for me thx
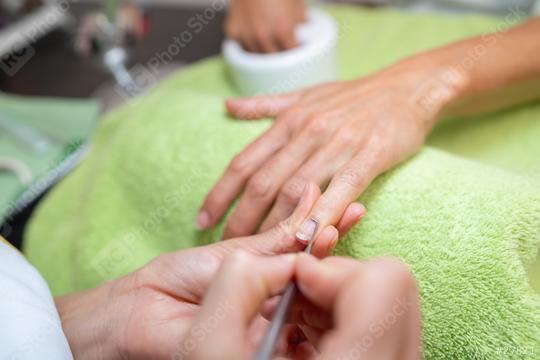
[198,59,459,240]
[224,0,306,53]
[54,183,365,360]
[189,253,422,359]
[199,16,540,241]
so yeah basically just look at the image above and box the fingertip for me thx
[311,225,339,258]
[196,209,211,230]
[349,202,367,221]
[335,202,367,235]
[325,226,340,254]
[225,98,246,117]
[225,98,235,113]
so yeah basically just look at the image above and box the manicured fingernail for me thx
[197,210,210,229]
[296,218,318,244]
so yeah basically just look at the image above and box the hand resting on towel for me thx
[198,16,540,241]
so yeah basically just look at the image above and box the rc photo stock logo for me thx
[114,63,159,100]
[0,42,35,76]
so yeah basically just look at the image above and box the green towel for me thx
[24,5,540,360]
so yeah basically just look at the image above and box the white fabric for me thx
[0,240,72,360]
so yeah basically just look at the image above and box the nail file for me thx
[254,218,319,360]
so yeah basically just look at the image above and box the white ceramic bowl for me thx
[223,8,339,96]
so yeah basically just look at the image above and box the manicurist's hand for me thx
[191,254,422,359]
[290,255,422,359]
[55,183,365,359]
[225,0,305,53]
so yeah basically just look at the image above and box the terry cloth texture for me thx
[24,5,540,360]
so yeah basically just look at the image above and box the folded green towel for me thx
[24,6,540,360]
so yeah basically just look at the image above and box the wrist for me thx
[392,52,471,124]
[55,280,124,359]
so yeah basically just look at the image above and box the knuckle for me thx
[275,22,292,39]
[226,249,253,267]
[247,170,274,198]
[253,24,269,42]
[225,220,249,238]
[276,218,292,234]
[268,220,296,251]
[228,152,250,176]
[280,177,306,204]
[335,128,358,148]
[313,195,333,216]
[277,108,304,130]
[338,167,364,189]
[305,116,329,137]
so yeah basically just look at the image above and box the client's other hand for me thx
[225,0,306,53]
[55,184,365,359]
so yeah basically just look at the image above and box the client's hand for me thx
[225,0,306,53]
[188,254,422,359]
[198,59,465,239]
[55,183,365,359]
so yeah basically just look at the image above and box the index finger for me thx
[296,150,381,241]
[197,122,288,229]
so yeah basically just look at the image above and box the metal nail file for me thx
[254,218,319,360]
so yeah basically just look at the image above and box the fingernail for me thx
[197,210,210,229]
[296,218,318,244]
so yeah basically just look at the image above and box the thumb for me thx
[225,91,302,119]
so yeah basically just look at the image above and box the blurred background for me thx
[0,0,230,247]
